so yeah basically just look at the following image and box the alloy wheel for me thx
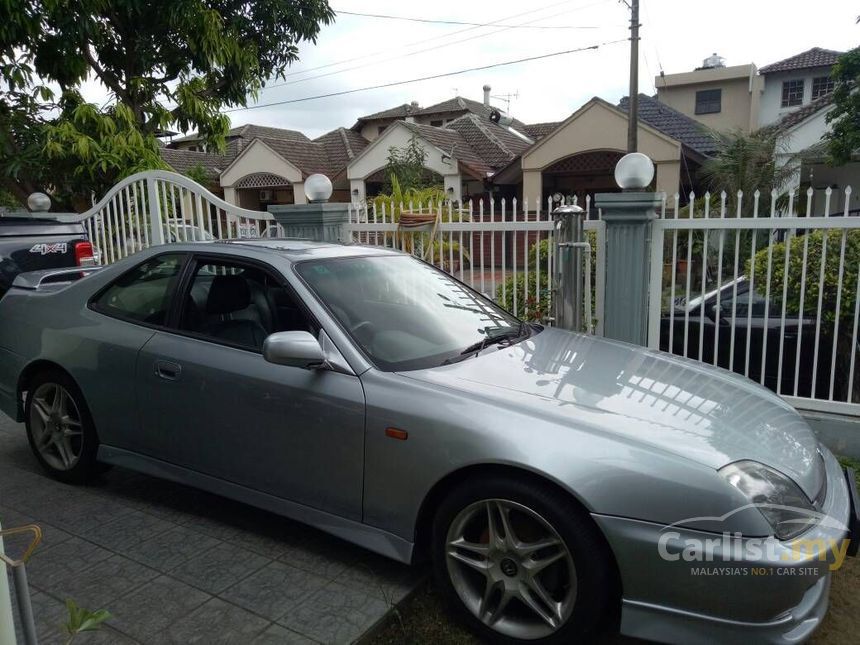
[29,382,83,471]
[445,498,577,640]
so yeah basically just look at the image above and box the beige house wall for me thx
[520,99,684,206]
[219,139,306,206]
[220,139,303,187]
[656,64,762,133]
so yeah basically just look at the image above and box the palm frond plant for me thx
[699,128,798,215]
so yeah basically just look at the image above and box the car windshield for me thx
[296,255,527,371]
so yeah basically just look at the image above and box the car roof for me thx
[163,238,404,262]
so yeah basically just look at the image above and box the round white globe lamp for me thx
[304,174,333,203]
[614,153,655,190]
[27,192,52,212]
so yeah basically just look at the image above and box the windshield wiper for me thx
[442,322,528,365]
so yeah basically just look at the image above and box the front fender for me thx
[359,369,772,543]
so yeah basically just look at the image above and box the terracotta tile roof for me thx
[402,122,492,177]
[260,137,332,178]
[417,96,529,132]
[357,103,420,121]
[445,114,531,170]
[523,122,561,140]
[172,124,309,144]
[618,94,719,157]
[313,128,370,178]
[160,148,232,179]
[759,47,843,74]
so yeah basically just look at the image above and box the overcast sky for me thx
[82,0,860,138]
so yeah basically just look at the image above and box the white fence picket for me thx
[649,186,860,415]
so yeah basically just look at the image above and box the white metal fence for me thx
[58,170,275,263]
[648,187,860,415]
[346,197,605,333]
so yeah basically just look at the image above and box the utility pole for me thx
[626,0,640,153]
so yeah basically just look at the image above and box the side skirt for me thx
[97,445,414,564]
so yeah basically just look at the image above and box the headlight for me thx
[719,460,817,540]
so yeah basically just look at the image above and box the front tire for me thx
[24,370,100,484]
[431,475,617,644]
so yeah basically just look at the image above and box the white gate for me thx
[57,170,275,263]
[346,197,605,332]
[648,187,860,415]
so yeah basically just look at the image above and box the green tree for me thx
[0,0,334,207]
[383,135,438,193]
[825,46,860,165]
[183,162,211,187]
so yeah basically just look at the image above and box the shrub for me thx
[746,230,860,322]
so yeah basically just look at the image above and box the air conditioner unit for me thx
[259,189,273,201]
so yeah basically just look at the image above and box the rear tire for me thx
[431,475,617,644]
[24,370,101,484]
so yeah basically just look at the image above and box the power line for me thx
[277,0,609,82]
[334,9,606,29]
[227,39,627,114]
[263,3,617,92]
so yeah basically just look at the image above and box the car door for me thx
[85,251,188,456]
[136,254,365,520]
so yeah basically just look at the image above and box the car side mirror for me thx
[263,331,327,369]
[705,303,730,326]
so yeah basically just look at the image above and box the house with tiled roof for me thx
[499,95,721,209]
[351,85,530,142]
[346,112,532,202]
[758,47,842,127]
[163,124,370,208]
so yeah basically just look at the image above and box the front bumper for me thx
[593,451,857,644]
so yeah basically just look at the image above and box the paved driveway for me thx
[0,416,420,644]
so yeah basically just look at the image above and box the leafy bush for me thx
[746,230,860,321]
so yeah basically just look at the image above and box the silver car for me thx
[0,240,856,644]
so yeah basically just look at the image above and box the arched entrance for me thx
[541,150,625,205]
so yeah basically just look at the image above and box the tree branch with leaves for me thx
[0,0,335,208]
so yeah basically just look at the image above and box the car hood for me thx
[400,327,821,497]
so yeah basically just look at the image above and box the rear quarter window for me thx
[92,254,184,325]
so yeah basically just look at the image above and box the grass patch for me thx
[839,456,860,485]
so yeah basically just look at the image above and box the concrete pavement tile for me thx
[105,574,210,641]
[84,508,175,552]
[251,624,320,644]
[153,597,270,644]
[276,581,390,644]
[26,536,113,589]
[171,541,270,594]
[220,560,328,621]
[46,553,158,610]
[120,525,221,573]
[335,553,419,603]
[277,533,359,580]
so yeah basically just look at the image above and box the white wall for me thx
[759,66,833,127]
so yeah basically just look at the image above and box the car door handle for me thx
[154,360,182,381]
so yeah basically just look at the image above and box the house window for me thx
[694,89,722,115]
[812,76,834,99]
[430,119,443,127]
[377,126,386,136]
[781,80,804,107]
